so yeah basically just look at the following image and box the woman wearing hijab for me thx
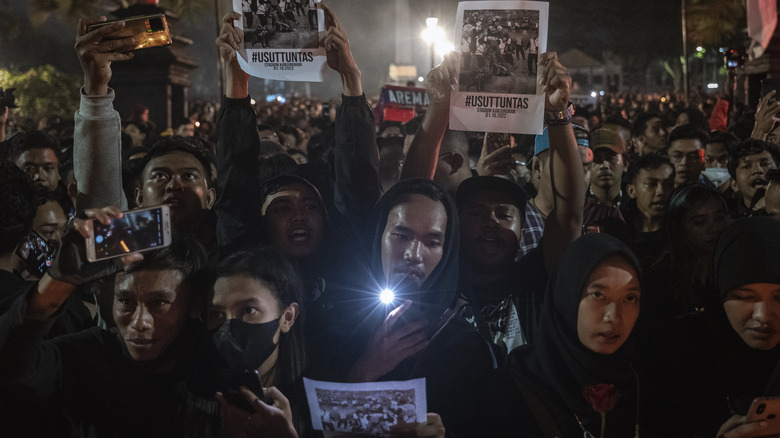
[482,233,643,437]
[649,217,780,437]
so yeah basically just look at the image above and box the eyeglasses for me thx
[668,149,704,163]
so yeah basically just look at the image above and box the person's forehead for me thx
[388,195,447,226]
[116,269,186,294]
[37,200,67,221]
[739,150,775,164]
[669,138,703,151]
[144,150,207,174]
[19,148,58,164]
[638,164,673,179]
[266,183,318,206]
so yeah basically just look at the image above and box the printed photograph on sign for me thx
[304,377,427,437]
[449,1,549,135]
[241,0,321,49]
[316,388,417,436]
[458,8,539,95]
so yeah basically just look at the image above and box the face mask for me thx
[212,318,280,372]
[701,167,731,188]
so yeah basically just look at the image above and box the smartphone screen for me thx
[16,232,55,277]
[90,207,170,261]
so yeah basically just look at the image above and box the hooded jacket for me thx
[327,178,493,437]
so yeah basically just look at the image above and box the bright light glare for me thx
[250,99,256,105]
[599,90,605,96]
[696,46,703,52]
[380,289,395,304]
[194,121,201,127]
[590,91,597,98]
[707,83,719,89]
[418,76,425,82]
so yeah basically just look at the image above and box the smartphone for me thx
[85,205,171,262]
[222,369,269,412]
[746,397,780,434]
[485,132,511,154]
[86,14,171,51]
[15,232,55,278]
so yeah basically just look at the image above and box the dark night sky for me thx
[0,0,683,101]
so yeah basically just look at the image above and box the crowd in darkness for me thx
[3,3,780,438]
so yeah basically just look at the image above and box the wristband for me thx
[545,101,574,126]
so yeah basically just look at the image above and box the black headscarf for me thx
[368,178,460,325]
[706,217,780,398]
[520,233,642,433]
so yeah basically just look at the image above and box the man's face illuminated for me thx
[381,194,447,288]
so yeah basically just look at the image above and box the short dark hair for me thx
[601,113,633,132]
[7,131,60,163]
[707,131,739,151]
[626,153,674,185]
[123,237,209,297]
[215,247,307,387]
[727,139,780,178]
[385,178,446,211]
[143,136,216,187]
[632,112,662,138]
[668,124,708,148]
[0,162,38,254]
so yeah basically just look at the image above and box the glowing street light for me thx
[422,17,452,70]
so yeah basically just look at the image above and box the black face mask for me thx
[212,318,280,372]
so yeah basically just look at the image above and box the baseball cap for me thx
[456,176,527,214]
[589,128,626,154]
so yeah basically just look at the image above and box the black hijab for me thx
[708,217,780,398]
[520,233,642,433]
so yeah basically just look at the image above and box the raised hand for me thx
[320,3,361,95]
[538,51,571,111]
[75,17,135,96]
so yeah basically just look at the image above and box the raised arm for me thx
[399,53,460,181]
[322,3,382,221]
[0,207,133,399]
[73,17,135,210]
[538,52,584,270]
[214,12,264,255]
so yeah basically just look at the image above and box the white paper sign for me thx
[232,0,327,81]
[304,377,427,437]
[450,1,549,134]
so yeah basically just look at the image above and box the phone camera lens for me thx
[758,403,767,415]
[149,18,164,31]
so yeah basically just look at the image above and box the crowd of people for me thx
[2,3,780,438]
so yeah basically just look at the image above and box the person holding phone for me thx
[176,248,305,437]
[641,217,780,437]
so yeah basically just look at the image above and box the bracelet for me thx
[544,101,574,126]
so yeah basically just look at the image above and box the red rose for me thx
[582,383,620,413]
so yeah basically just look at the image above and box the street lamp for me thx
[422,17,453,71]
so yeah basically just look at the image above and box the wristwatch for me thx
[544,101,574,126]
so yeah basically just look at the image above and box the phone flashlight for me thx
[380,289,395,304]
